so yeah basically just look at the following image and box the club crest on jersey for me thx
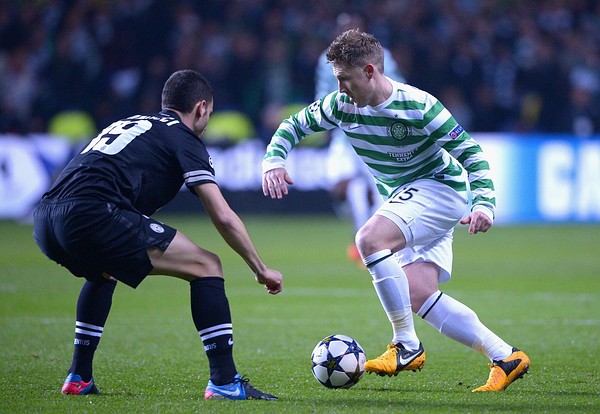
[448,124,464,139]
[388,121,411,140]
[150,223,165,233]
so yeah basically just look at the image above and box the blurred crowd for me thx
[1,0,599,140]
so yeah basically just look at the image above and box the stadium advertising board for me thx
[1,134,598,223]
[478,134,600,223]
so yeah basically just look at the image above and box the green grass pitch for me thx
[1,215,599,413]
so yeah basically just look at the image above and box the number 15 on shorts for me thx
[390,187,419,203]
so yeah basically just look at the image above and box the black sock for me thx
[190,277,237,386]
[68,279,116,382]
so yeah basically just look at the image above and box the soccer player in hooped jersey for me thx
[262,29,530,392]
[315,13,405,265]
[33,70,281,400]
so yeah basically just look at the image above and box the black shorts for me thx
[33,198,177,288]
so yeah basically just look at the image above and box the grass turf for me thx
[0,215,599,413]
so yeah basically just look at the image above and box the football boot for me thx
[61,373,100,395]
[473,348,530,392]
[364,342,425,376]
[204,374,277,400]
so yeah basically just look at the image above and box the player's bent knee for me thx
[356,215,407,256]
[177,247,223,278]
[197,250,223,276]
[355,225,381,257]
[149,240,223,278]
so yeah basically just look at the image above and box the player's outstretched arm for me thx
[194,183,283,294]
[262,167,294,199]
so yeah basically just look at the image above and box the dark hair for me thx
[161,70,213,113]
[326,29,384,72]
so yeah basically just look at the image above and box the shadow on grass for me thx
[279,380,600,413]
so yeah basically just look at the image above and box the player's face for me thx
[333,63,371,107]
[195,99,214,137]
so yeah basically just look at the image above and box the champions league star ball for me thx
[310,334,366,389]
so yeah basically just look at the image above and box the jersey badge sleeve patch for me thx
[448,124,465,139]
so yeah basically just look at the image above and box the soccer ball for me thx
[310,334,366,389]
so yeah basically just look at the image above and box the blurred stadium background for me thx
[0,0,599,222]
[1,3,599,410]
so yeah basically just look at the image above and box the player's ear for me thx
[195,100,206,119]
[364,64,375,79]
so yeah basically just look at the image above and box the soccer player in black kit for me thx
[33,70,282,401]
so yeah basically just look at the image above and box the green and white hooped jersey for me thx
[263,79,496,216]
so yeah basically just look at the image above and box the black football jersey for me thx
[43,110,216,215]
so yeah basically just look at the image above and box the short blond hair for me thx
[326,29,384,72]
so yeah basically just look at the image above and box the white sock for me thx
[365,250,420,350]
[418,291,513,361]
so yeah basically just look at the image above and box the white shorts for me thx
[375,179,469,283]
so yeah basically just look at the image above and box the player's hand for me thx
[460,211,493,235]
[262,168,293,199]
[255,268,283,295]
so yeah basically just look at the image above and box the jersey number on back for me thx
[81,120,152,155]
